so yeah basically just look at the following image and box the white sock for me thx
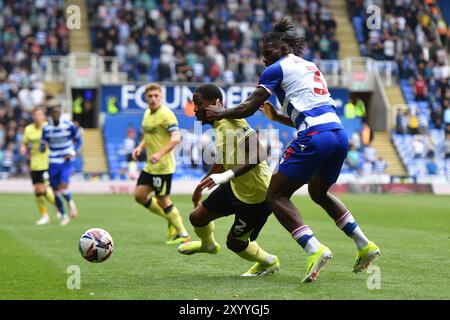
[291,225,322,255]
[336,211,369,250]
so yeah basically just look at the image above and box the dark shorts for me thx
[137,171,173,196]
[49,162,72,188]
[30,170,48,185]
[278,128,349,185]
[202,182,272,241]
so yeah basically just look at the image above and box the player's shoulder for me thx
[24,123,33,132]
[42,123,51,131]
[62,119,74,126]
[280,54,313,70]
[216,118,252,132]
[262,59,284,76]
[160,104,176,116]
[160,105,178,122]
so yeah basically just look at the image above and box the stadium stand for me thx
[0,0,70,177]
[349,0,450,177]
[88,0,340,82]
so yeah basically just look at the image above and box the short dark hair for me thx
[263,18,305,56]
[194,84,223,102]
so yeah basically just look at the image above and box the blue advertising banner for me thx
[100,84,348,115]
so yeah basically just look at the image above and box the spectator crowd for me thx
[89,0,340,83]
[0,0,69,176]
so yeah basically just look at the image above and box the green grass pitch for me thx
[0,193,449,300]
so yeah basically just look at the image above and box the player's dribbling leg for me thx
[230,237,279,277]
[308,174,380,272]
[177,205,221,254]
[266,172,332,283]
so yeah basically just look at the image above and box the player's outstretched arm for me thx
[193,163,225,207]
[205,87,271,122]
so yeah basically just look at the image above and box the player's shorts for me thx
[137,171,173,196]
[49,161,72,188]
[278,128,349,185]
[202,182,271,241]
[30,170,49,185]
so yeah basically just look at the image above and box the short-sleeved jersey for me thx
[258,54,343,133]
[213,118,272,204]
[142,105,179,174]
[42,120,82,164]
[23,122,49,171]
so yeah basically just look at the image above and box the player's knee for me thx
[226,234,248,253]
[35,185,46,195]
[308,185,326,204]
[156,196,170,209]
[189,210,205,226]
[134,193,147,205]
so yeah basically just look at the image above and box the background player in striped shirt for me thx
[206,19,380,283]
[20,107,56,225]
[132,83,190,244]
[40,107,82,226]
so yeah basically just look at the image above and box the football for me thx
[79,228,114,263]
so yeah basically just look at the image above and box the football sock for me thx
[193,222,216,250]
[291,225,321,255]
[54,191,65,216]
[35,194,48,216]
[61,188,72,202]
[335,211,369,250]
[164,204,188,236]
[144,197,167,220]
[61,189,77,212]
[236,241,276,266]
[45,187,55,205]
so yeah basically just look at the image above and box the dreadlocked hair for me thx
[263,18,305,56]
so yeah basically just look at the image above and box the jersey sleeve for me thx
[164,110,179,133]
[40,126,49,152]
[257,63,283,94]
[69,123,82,151]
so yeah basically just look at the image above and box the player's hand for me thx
[261,101,277,120]
[205,99,224,122]
[150,152,162,164]
[132,146,142,161]
[198,170,235,190]
[192,186,202,208]
[64,150,76,161]
[198,176,217,190]
[19,144,27,156]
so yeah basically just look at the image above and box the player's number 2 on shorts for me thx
[152,177,162,188]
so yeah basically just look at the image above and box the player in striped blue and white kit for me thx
[206,19,380,283]
[40,107,82,225]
